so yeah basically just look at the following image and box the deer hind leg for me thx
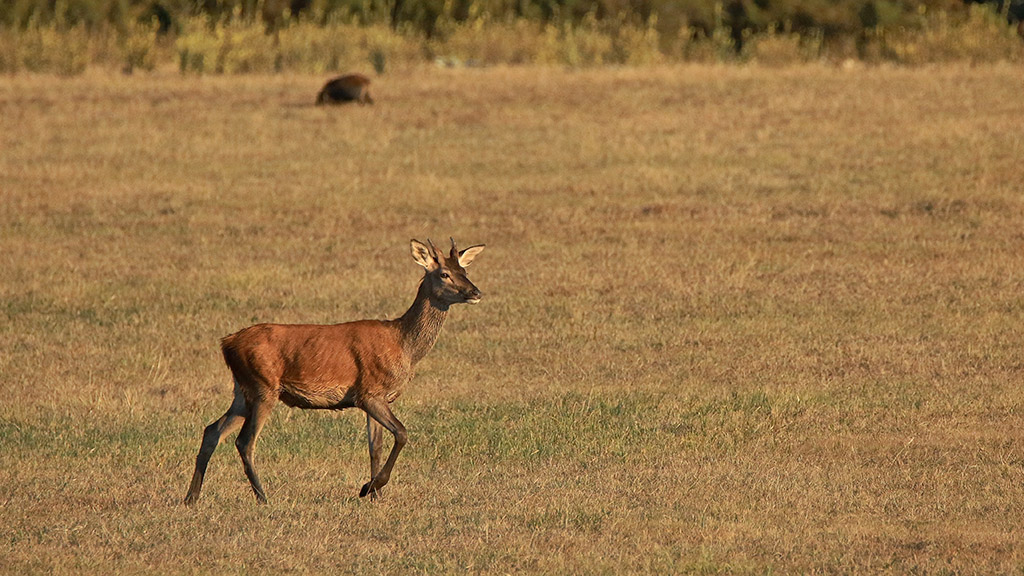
[359,398,407,499]
[235,393,276,504]
[366,414,385,500]
[184,382,247,506]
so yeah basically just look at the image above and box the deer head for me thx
[411,238,485,306]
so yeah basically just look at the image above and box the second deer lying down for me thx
[184,238,484,505]
[315,74,373,106]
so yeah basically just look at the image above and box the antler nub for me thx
[426,238,441,262]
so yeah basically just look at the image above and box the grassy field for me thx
[2,63,1024,573]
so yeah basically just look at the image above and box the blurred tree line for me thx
[3,0,1022,49]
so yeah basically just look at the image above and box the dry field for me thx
[1,63,1024,574]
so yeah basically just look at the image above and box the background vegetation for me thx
[1,0,1023,73]
[2,63,1024,573]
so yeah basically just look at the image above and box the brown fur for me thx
[315,74,373,106]
[184,239,484,505]
[221,320,407,409]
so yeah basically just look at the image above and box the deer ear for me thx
[411,240,438,270]
[458,244,485,267]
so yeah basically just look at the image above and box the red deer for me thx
[315,74,373,106]
[184,238,484,505]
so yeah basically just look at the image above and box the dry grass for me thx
[2,64,1024,573]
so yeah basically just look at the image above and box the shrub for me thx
[749,25,823,65]
[2,0,1022,75]
[880,4,1024,64]
[7,18,91,75]
[615,15,663,65]
[429,17,545,66]
[219,19,278,73]
[119,18,161,72]
[176,17,223,73]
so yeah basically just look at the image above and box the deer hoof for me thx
[360,482,386,499]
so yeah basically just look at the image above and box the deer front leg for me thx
[366,414,386,500]
[359,398,407,499]
[235,395,276,504]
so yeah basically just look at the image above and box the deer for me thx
[315,73,374,106]
[183,238,484,505]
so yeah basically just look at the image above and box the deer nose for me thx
[466,287,482,303]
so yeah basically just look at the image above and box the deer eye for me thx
[440,272,450,279]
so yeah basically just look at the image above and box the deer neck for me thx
[398,278,449,364]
